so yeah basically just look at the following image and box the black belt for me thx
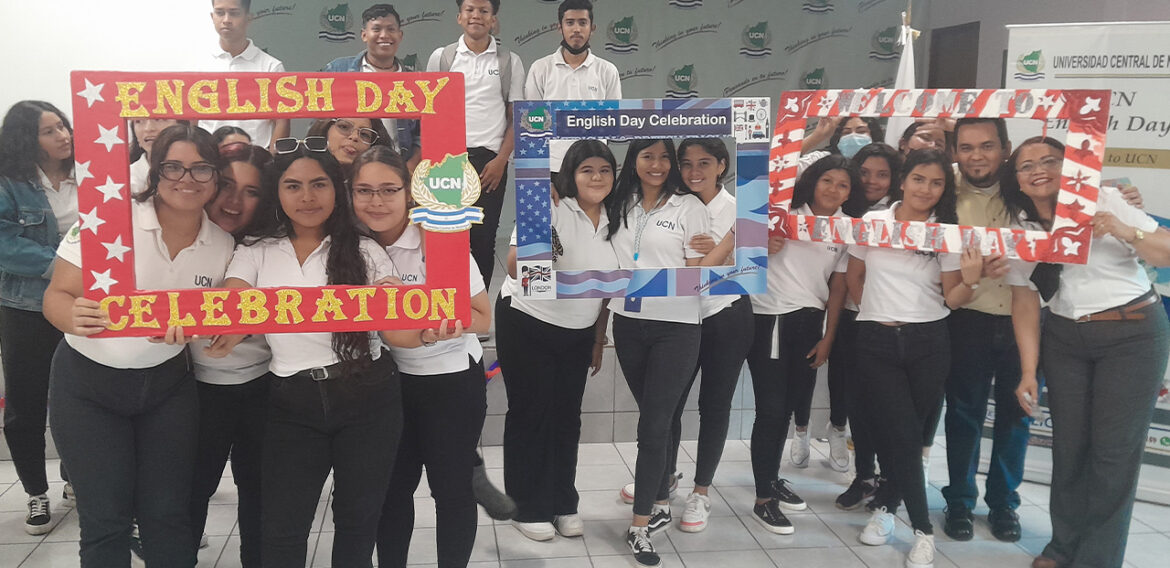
[292,361,347,381]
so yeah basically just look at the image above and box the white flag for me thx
[885,11,917,148]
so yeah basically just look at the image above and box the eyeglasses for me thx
[332,120,379,145]
[158,161,217,182]
[1017,156,1062,175]
[274,136,328,154]
[353,186,403,202]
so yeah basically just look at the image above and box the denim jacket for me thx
[0,176,62,310]
[322,52,421,154]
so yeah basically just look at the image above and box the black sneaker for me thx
[626,526,662,567]
[770,479,806,511]
[647,505,672,535]
[989,508,1022,542]
[865,476,892,512]
[943,505,975,541]
[472,464,517,521]
[25,494,51,535]
[836,477,877,510]
[753,498,795,535]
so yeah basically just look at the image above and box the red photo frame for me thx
[770,88,1111,264]
[70,71,473,337]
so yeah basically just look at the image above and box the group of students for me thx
[2,2,1169,568]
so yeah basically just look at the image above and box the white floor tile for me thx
[768,546,866,567]
[935,540,1036,567]
[663,515,759,552]
[679,549,778,567]
[496,523,586,560]
[18,541,79,568]
[0,543,35,567]
[1124,532,1170,568]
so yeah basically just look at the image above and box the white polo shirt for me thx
[699,188,739,319]
[129,156,149,197]
[752,204,849,316]
[1006,186,1158,320]
[381,224,485,375]
[193,334,271,385]
[199,40,286,148]
[225,236,394,377]
[849,203,960,323]
[503,197,620,329]
[426,35,525,152]
[37,168,78,236]
[524,49,622,171]
[56,200,235,369]
[609,193,710,324]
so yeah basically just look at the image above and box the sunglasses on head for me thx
[274,136,328,154]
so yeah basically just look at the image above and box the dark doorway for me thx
[928,22,980,88]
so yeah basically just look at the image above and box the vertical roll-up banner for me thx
[1007,22,1170,504]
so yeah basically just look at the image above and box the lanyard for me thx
[631,194,668,262]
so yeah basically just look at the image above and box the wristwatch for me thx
[1131,228,1146,243]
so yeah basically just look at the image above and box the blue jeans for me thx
[49,341,198,568]
[1041,299,1169,568]
[942,309,1029,511]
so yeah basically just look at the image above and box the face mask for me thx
[561,39,590,55]
[837,133,872,158]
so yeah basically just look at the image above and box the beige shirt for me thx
[954,166,1010,316]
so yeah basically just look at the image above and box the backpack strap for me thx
[496,44,512,102]
[439,42,458,72]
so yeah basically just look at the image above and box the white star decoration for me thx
[74,161,94,185]
[94,125,124,152]
[76,79,105,108]
[79,207,106,235]
[89,269,118,294]
[101,235,131,262]
[1035,95,1059,111]
[95,176,124,203]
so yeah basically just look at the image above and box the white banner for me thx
[1007,21,1170,504]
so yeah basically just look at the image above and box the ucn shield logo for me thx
[1015,50,1046,81]
[801,0,835,13]
[739,22,772,58]
[869,26,899,61]
[666,65,699,98]
[319,4,356,42]
[606,17,639,54]
[802,68,827,89]
[520,106,554,138]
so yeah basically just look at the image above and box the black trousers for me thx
[667,297,752,488]
[261,355,401,568]
[467,146,509,288]
[0,305,66,496]
[495,296,594,522]
[855,320,950,534]
[50,341,198,568]
[377,359,486,568]
[832,310,884,479]
[613,314,701,516]
[747,309,824,498]
[189,375,271,568]
[1041,301,1169,568]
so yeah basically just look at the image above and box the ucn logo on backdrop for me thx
[606,17,639,54]
[803,68,828,89]
[520,106,554,138]
[802,0,835,13]
[666,65,699,98]
[739,21,772,58]
[319,3,355,42]
[668,0,703,7]
[869,26,899,61]
[1015,50,1047,81]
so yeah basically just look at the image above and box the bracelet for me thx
[962,281,980,291]
[1130,227,1146,243]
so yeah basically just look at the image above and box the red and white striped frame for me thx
[770,88,1111,264]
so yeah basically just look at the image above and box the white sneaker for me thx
[513,520,556,541]
[620,473,680,505]
[554,514,584,537]
[791,429,811,468]
[827,423,850,472]
[859,506,895,546]
[906,530,935,568]
[679,492,711,532]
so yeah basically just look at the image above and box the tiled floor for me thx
[1,439,1168,567]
